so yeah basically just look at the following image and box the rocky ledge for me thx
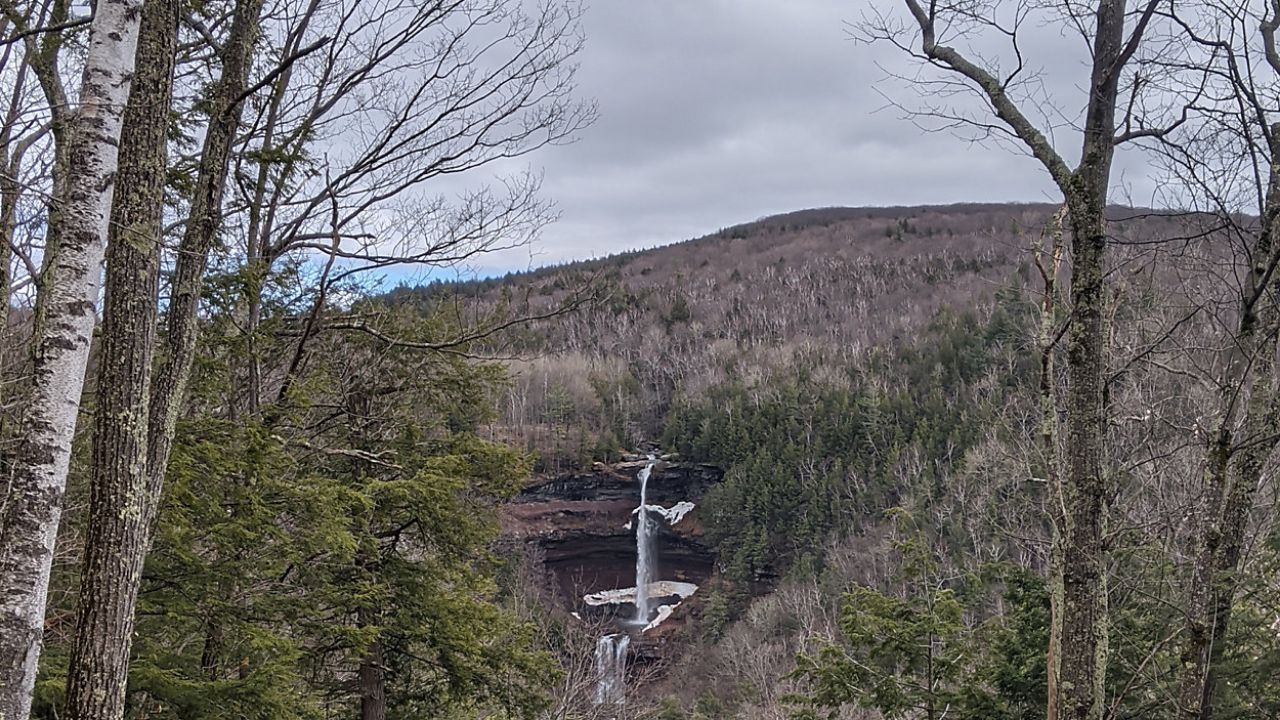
[500,455,722,644]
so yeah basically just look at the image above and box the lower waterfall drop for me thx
[594,634,629,705]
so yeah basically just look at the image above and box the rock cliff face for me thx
[501,456,722,650]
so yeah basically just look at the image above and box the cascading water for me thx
[632,454,656,624]
[594,634,629,705]
[592,453,666,706]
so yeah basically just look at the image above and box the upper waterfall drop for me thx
[633,454,657,624]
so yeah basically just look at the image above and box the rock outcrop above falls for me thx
[500,456,722,627]
[514,457,721,506]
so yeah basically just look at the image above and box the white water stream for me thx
[591,454,683,706]
[632,455,656,624]
[594,634,629,705]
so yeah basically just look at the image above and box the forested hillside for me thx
[395,203,1051,464]
[394,201,1280,718]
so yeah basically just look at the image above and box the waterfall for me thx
[590,454,658,706]
[633,454,656,624]
[594,634,629,705]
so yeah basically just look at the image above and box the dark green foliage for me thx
[34,295,556,719]
[82,421,552,720]
[134,420,351,720]
[796,585,968,720]
[1096,543,1280,720]
[792,511,1049,720]
[663,310,1032,593]
[666,293,692,327]
[1211,590,1280,719]
[980,571,1052,718]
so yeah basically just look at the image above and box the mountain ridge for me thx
[396,201,1185,298]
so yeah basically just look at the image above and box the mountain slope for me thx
[440,202,1228,717]
[409,204,1060,467]
[382,202,1195,473]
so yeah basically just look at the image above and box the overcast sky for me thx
[467,0,1164,275]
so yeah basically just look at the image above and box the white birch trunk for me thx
[0,2,143,717]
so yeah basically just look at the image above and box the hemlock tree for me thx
[0,2,144,716]
[55,303,558,719]
[167,0,594,418]
[793,510,974,720]
[793,510,1051,720]
[859,1,1170,717]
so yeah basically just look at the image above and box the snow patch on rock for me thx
[624,501,696,530]
[643,603,680,632]
[583,581,698,607]
[657,501,695,525]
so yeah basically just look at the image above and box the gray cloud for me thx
[469,0,1163,274]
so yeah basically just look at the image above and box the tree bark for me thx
[1176,428,1232,720]
[62,2,179,718]
[0,2,143,717]
[1058,204,1110,720]
[1038,211,1065,720]
[1175,322,1280,720]
[359,637,388,720]
[7,0,72,374]
[1176,133,1280,720]
[200,615,224,680]
[1199,359,1279,716]
[147,0,264,487]
[892,3,1144,706]
[1051,4,1140,717]
[356,545,386,720]
[0,37,30,365]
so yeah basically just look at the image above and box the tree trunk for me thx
[14,0,71,369]
[1038,213,1065,720]
[359,638,388,720]
[236,8,306,418]
[1176,429,1232,720]
[28,135,68,363]
[147,0,265,486]
[200,616,224,680]
[0,2,143,717]
[0,153,16,357]
[895,0,1144,715]
[1058,204,1110,720]
[1176,355,1279,720]
[62,2,179,718]
[1177,136,1280,720]
[0,40,30,369]
[1053,3,1133,717]
[0,167,13,387]
[1199,367,1278,716]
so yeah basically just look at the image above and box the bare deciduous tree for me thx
[218,0,594,415]
[1139,2,1280,716]
[857,1,1170,717]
